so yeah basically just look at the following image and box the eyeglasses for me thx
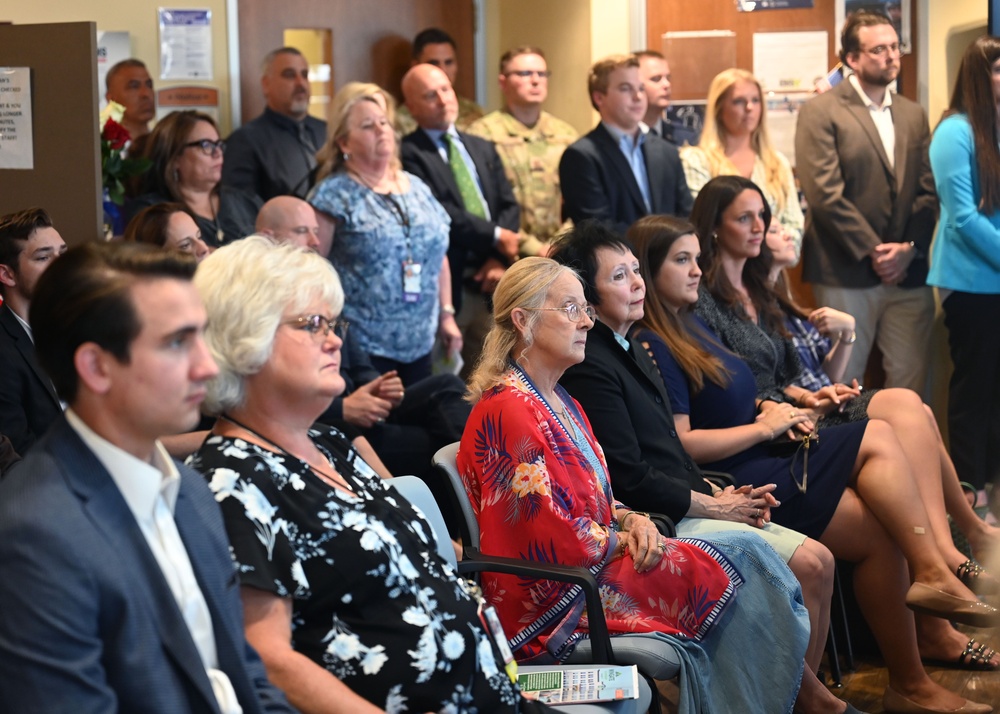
[505,70,552,79]
[861,43,900,57]
[522,303,595,323]
[283,314,349,340]
[183,138,226,156]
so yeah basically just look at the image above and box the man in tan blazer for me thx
[795,10,937,395]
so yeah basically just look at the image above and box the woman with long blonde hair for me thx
[681,68,804,259]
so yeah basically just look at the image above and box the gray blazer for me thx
[795,80,937,288]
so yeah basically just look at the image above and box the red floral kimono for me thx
[458,366,739,662]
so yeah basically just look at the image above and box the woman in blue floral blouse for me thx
[309,82,460,385]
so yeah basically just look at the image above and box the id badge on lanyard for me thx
[403,260,422,303]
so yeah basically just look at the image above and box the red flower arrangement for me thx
[100,101,150,206]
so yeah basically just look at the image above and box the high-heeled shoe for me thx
[904,582,1000,628]
[883,686,993,713]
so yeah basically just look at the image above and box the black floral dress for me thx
[189,424,543,714]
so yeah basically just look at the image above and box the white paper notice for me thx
[753,31,829,94]
[0,67,33,170]
[159,8,213,80]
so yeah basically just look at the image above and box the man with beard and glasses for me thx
[223,47,327,202]
[796,11,937,396]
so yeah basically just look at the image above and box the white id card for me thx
[403,260,422,303]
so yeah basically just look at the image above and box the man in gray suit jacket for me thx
[795,11,937,394]
[0,242,294,714]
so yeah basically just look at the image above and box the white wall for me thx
[926,0,987,128]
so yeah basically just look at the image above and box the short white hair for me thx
[194,234,344,414]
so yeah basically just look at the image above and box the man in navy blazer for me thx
[401,63,520,370]
[0,207,66,454]
[559,54,692,236]
[0,242,294,714]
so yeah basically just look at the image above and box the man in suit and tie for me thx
[400,62,520,372]
[795,11,937,394]
[0,207,66,455]
[636,50,700,148]
[0,241,295,714]
[559,54,692,236]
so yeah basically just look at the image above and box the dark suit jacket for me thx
[559,123,693,236]
[0,417,295,714]
[401,128,520,308]
[795,80,938,288]
[560,320,709,523]
[0,304,62,454]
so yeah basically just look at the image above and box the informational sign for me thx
[0,67,33,170]
[159,8,213,80]
[97,31,132,112]
[753,31,829,94]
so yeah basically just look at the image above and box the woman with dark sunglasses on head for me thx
[127,110,262,247]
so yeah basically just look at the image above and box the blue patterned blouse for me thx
[309,172,450,362]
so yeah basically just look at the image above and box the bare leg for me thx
[865,390,970,570]
[795,667,847,714]
[850,419,978,602]
[787,539,834,672]
[820,488,967,710]
[918,404,1000,560]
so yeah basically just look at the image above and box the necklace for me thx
[348,167,411,237]
[218,414,353,493]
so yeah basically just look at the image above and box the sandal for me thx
[957,559,1000,595]
[924,637,999,671]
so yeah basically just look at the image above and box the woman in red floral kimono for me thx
[458,257,811,714]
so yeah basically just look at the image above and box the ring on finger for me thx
[658,543,667,552]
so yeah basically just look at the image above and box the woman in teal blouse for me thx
[928,35,1000,497]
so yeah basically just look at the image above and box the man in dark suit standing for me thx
[0,242,294,714]
[795,11,937,394]
[401,63,520,371]
[0,207,66,455]
[559,54,692,236]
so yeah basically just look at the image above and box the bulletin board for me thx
[646,0,919,102]
[0,22,102,246]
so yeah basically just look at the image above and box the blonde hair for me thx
[692,68,789,214]
[194,235,344,414]
[466,257,581,403]
[315,82,399,183]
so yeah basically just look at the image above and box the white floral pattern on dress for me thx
[189,424,526,713]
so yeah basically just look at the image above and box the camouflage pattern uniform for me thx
[396,95,485,136]
[467,109,578,257]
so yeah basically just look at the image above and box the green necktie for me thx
[444,133,486,218]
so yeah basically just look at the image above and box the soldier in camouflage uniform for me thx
[397,27,484,136]
[467,46,578,257]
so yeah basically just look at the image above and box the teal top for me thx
[927,113,1000,293]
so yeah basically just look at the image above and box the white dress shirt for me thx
[849,73,895,169]
[65,409,243,714]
